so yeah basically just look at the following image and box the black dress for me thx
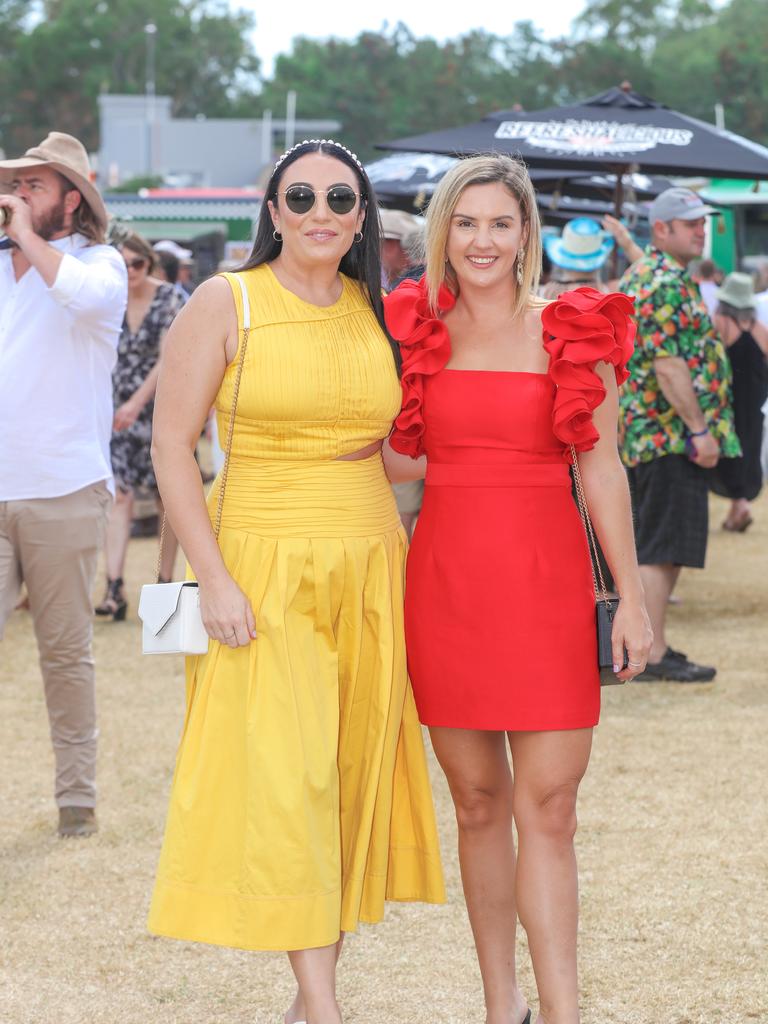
[710,330,768,501]
[110,282,180,493]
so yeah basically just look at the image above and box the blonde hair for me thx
[424,154,543,319]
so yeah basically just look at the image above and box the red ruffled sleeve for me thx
[542,287,636,458]
[383,277,455,457]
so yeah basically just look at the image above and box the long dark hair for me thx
[241,140,398,370]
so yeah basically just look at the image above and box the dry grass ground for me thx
[1,493,766,1024]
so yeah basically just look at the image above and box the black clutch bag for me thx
[596,598,627,686]
[571,446,627,687]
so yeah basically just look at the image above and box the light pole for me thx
[145,22,157,177]
[285,90,297,150]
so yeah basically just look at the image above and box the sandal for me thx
[94,577,128,621]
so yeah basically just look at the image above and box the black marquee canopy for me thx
[366,150,670,216]
[378,86,768,182]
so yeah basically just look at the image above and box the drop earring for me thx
[272,229,282,242]
[516,246,525,286]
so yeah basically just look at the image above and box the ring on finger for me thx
[627,659,643,668]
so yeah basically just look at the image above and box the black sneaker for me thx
[635,647,716,683]
[667,647,688,661]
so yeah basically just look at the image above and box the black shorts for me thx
[627,454,709,568]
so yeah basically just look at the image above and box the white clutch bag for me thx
[138,581,210,655]
[137,271,252,658]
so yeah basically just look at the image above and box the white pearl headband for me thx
[273,138,364,173]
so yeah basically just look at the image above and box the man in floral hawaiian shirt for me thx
[620,187,740,683]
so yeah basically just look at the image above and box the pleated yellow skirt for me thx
[147,453,445,951]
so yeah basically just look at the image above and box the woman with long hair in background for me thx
[96,233,181,619]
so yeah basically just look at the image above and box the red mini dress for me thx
[384,281,635,732]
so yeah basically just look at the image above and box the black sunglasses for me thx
[124,257,147,270]
[279,183,361,216]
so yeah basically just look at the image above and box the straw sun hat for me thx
[0,131,108,233]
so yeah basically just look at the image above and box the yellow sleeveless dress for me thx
[148,264,445,951]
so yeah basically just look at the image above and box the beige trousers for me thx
[0,482,111,808]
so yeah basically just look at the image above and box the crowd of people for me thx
[1,127,766,1024]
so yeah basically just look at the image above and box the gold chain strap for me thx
[570,443,610,607]
[155,313,251,579]
[213,324,250,539]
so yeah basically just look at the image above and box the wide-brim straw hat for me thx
[0,131,108,233]
[544,216,614,272]
[714,272,756,311]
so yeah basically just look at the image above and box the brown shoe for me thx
[722,513,753,533]
[58,806,98,838]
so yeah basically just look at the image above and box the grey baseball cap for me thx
[648,187,718,225]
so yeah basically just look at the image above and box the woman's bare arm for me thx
[577,363,652,678]
[751,319,768,356]
[601,214,644,266]
[382,439,427,482]
[114,326,170,431]
[151,275,256,648]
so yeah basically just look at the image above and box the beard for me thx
[34,196,70,240]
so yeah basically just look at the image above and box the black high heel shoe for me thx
[94,577,128,621]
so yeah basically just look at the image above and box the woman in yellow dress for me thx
[147,140,445,1024]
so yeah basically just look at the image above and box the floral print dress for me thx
[110,282,180,493]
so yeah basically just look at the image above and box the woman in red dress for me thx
[383,156,652,1024]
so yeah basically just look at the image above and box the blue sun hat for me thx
[544,217,614,272]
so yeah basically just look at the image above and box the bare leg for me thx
[156,498,179,581]
[104,488,134,581]
[638,563,678,662]
[285,936,344,1024]
[724,497,752,529]
[286,942,342,1024]
[510,729,593,1024]
[399,511,418,540]
[430,726,528,1024]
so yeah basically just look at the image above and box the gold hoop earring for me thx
[516,246,525,286]
[354,231,364,243]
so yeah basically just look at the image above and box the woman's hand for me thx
[612,597,653,682]
[113,396,144,430]
[199,572,257,648]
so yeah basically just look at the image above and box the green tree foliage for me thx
[1,0,260,154]
[709,0,768,144]
[1,0,766,167]
[259,0,767,158]
[260,23,560,159]
[0,1,32,152]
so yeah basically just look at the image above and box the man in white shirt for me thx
[0,133,127,837]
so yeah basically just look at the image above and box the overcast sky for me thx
[236,1,590,76]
